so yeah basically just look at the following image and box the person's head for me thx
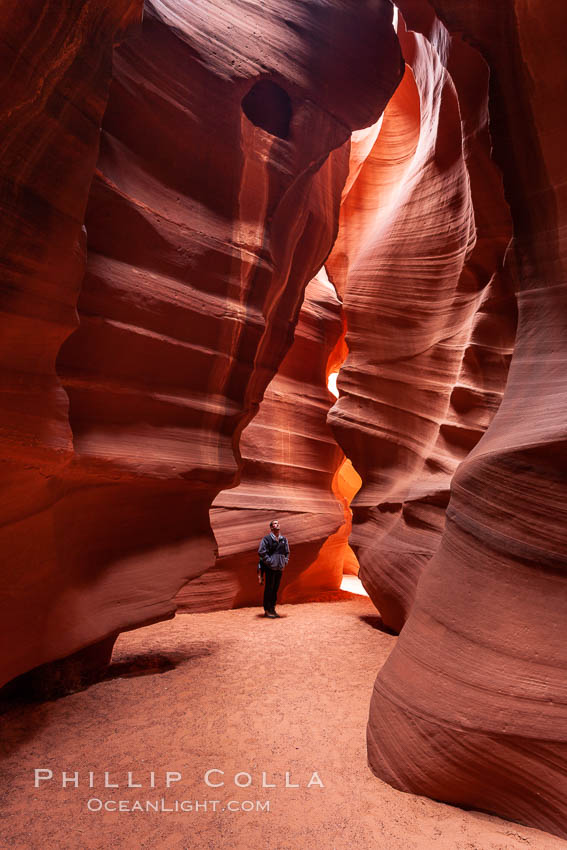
[270,519,280,536]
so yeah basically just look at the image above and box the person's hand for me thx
[258,572,264,585]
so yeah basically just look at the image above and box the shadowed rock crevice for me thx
[242,79,293,139]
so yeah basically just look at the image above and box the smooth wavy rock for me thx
[176,271,351,612]
[0,1,402,687]
[327,10,514,632]
[366,0,567,837]
[0,0,144,688]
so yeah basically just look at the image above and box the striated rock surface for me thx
[3,0,567,838]
[0,0,402,687]
[366,0,567,838]
[0,0,143,462]
[176,271,355,612]
[327,9,514,631]
[0,0,144,687]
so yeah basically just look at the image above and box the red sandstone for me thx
[1,0,566,842]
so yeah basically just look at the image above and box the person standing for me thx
[257,519,289,618]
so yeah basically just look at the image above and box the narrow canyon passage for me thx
[1,0,566,844]
[1,598,563,850]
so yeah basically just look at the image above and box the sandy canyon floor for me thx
[1,595,566,849]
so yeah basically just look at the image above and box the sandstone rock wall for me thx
[327,8,514,631]
[4,2,566,838]
[177,271,350,612]
[366,0,567,837]
[0,0,402,686]
[0,0,144,687]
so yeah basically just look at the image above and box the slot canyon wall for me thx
[326,8,516,633]
[364,0,567,840]
[0,0,402,688]
[0,0,145,688]
[176,270,355,614]
[2,0,566,841]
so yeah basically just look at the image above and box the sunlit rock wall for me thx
[366,0,567,838]
[0,0,402,687]
[177,272,351,612]
[327,9,514,632]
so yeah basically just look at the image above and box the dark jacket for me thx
[258,532,290,571]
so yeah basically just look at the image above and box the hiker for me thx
[257,519,290,618]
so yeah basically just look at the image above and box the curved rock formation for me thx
[0,0,143,464]
[0,0,144,688]
[0,0,402,687]
[5,0,565,838]
[177,271,351,612]
[366,0,567,838]
[327,9,514,632]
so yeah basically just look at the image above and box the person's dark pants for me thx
[263,567,282,612]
